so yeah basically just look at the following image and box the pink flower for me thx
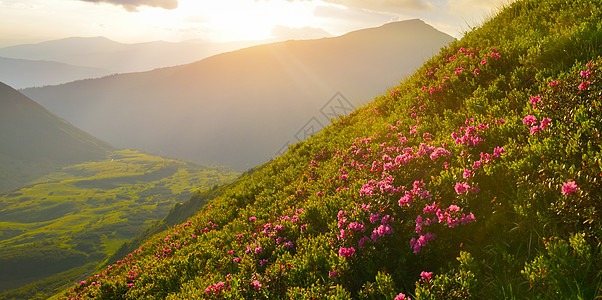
[493,146,506,157]
[580,70,591,78]
[249,216,256,222]
[549,80,559,87]
[530,126,541,135]
[395,293,410,300]
[463,169,472,179]
[474,68,481,74]
[540,118,551,130]
[561,181,579,195]
[578,81,590,90]
[481,59,487,65]
[470,185,480,194]
[523,115,538,126]
[461,212,476,224]
[529,94,542,108]
[369,212,381,223]
[251,280,262,290]
[430,147,451,160]
[420,271,433,281]
[398,193,412,207]
[358,236,370,249]
[448,205,460,212]
[338,247,356,258]
[454,182,471,194]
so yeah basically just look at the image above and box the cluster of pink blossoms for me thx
[561,181,579,195]
[420,48,501,97]
[421,271,433,281]
[251,280,262,290]
[578,68,592,90]
[399,180,432,207]
[523,115,551,135]
[204,281,230,295]
[338,247,356,258]
[336,204,395,256]
[395,293,411,300]
[529,94,542,109]
[452,124,485,146]
[454,182,479,195]
[411,202,475,253]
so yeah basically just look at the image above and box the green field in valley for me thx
[0,149,240,299]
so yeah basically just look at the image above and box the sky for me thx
[0,0,514,47]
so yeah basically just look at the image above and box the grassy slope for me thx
[0,150,239,299]
[59,0,602,299]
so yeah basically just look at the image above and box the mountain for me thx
[0,57,110,89]
[56,0,602,299]
[0,82,112,192]
[23,20,455,170]
[0,36,266,74]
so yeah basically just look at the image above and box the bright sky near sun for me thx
[0,0,514,47]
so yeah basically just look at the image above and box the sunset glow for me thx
[0,0,513,46]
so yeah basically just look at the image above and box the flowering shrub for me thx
[60,1,602,299]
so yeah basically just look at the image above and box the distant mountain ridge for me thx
[0,56,110,89]
[0,82,113,192]
[24,19,455,170]
[0,36,266,74]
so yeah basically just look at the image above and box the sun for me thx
[176,0,317,42]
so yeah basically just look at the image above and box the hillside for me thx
[0,150,240,299]
[0,82,112,192]
[0,57,109,89]
[23,20,454,170]
[60,0,602,299]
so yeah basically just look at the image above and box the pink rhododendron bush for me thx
[61,0,602,299]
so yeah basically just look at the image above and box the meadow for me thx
[0,149,239,299]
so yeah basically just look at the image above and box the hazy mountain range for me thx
[23,19,455,170]
[0,37,264,88]
[0,57,110,89]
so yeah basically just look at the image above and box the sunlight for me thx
[176,0,317,41]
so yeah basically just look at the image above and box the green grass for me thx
[55,0,602,299]
[0,149,239,297]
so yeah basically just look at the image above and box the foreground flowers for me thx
[561,181,579,195]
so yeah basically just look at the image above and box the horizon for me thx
[0,0,514,48]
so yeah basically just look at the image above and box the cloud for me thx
[80,0,178,12]
[324,0,433,12]
[314,4,402,24]
[271,25,332,40]
[275,0,433,12]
